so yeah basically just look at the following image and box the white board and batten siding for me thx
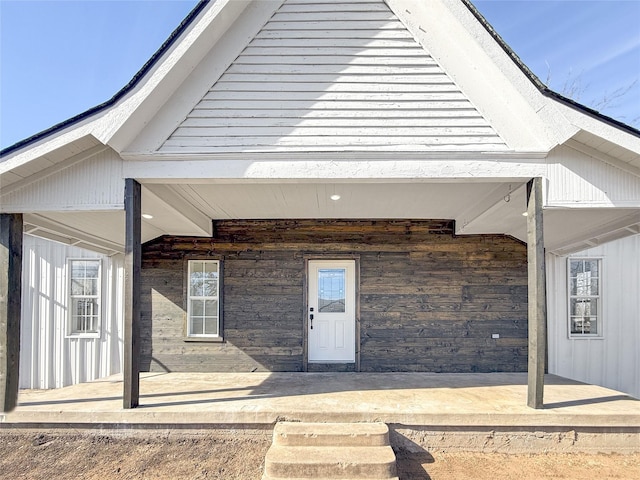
[19,235,124,389]
[547,234,640,399]
[160,0,507,154]
[1,147,124,213]
[546,145,640,208]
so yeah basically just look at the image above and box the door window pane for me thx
[318,268,346,313]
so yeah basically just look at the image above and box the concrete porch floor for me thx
[2,372,639,429]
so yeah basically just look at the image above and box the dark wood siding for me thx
[141,220,528,373]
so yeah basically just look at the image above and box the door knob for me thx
[310,313,314,329]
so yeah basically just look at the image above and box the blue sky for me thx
[1,0,638,150]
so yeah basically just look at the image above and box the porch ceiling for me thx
[148,181,512,221]
[22,180,640,256]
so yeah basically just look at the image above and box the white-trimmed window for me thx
[568,258,602,337]
[68,259,101,337]
[187,260,220,338]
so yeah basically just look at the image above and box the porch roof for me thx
[0,0,638,257]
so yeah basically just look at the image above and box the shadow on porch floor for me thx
[5,372,640,429]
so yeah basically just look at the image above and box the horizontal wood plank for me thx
[225,64,444,75]
[255,29,413,39]
[210,82,458,92]
[217,73,454,84]
[181,117,488,128]
[187,108,480,119]
[248,38,419,48]
[262,20,405,30]
[203,91,465,102]
[171,126,499,138]
[141,220,527,374]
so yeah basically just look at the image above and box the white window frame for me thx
[67,258,102,338]
[186,259,221,339]
[567,257,603,339]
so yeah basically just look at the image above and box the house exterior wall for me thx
[1,148,124,213]
[19,235,124,389]
[547,234,640,399]
[141,220,528,373]
[546,145,640,208]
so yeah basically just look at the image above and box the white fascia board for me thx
[99,0,282,153]
[0,145,108,196]
[0,127,102,178]
[1,2,252,184]
[123,154,547,183]
[552,100,640,163]
[386,0,564,152]
[125,0,284,154]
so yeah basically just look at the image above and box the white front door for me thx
[307,260,356,363]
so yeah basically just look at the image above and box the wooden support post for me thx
[1,214,23,412]
[526,177,547,409]
[124,179,141,409]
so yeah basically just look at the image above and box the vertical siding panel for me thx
[38,255,51,389]
[19,235,124,389]
[1,148,124,211]
[547,234,640,398]
[547,145,640,206]
[54,258,66,389]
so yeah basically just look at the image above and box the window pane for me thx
[570,298,598,317]
[87,278,99,296]
[205,300,218,316]
[191,299,204,316]
[204,262,218,275]
[571,275,599,296]
[71,278,85,296]
[570,260,584,277]
[71,298,99,333]
[190,273,203,297]
[190,261,218,297]
[71,261,99,294]
[203,279,218,297]
[318,268,346,313]
[570,298,598,334]
[586,260,599,277]
[72,262,85,279]
[204,317,218,335]
[571,316,597,334]
[191,317,204,335]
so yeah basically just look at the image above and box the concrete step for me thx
[264,478,399,480]
[263,445,398,479]
[273,421,390,447]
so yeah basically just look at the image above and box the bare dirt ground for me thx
[1,431,639,479]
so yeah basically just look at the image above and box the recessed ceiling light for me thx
[142,213,154,219]
[330,194,341,201]
[522,212,528,217]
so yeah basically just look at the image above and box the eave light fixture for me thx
[330,194,341,201]
[142,213,154,219]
